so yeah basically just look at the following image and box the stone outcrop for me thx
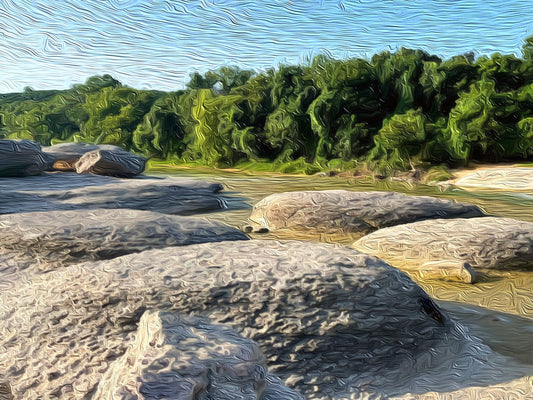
[42,142,123,171]
[451,167,533,192]
[75,148,147,177]
[94,310,304,400]
[0,173,226,215]
[0,139,54,177]
[0,209,248,274]
[249,190,485,234]
[1,240,525,399]
[353,217,533,278]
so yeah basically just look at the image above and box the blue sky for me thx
[0,0,532,93]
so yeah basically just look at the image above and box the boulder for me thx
[42,142,122,171]
[353,217,533,277]
[75,149,146,177]
[1,240,526,399]
[94,310,304,400]
[249,190,485,234]
[0,173,226,215]
[0,209,248,274]
[0,139,55,177]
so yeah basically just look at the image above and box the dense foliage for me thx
[2,38,533,173]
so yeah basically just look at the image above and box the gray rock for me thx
[353,217,533,274]
[0,139,55,176]
[0,173,226,215]
[75,149,146,177]
[0,209,248,274]
[94,310,304,400]
[249,190,485,234]
[1,240,525,399]
[42,143,122,171]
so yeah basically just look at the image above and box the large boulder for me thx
[0,173,226,215]
[353,217,533,278]
[1,240,526,399]
[75,149,146,177]
[0,209,248,275]
[42,142,122,171]
[94,310,304,400]
[0,139,54,177]
[249,190,485,235]
[451,167,533,192]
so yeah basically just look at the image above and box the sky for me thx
[0,0,532,93]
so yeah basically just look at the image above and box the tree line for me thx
[2,38,533,174]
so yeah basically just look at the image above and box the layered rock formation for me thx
[249,190,485,234]
[353,217,533,277]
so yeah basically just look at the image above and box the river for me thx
[148,166,533,367]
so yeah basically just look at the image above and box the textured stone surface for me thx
[353,217,533,273]
[76,149,147,177]
[94,310,304,400]
[249,190,485,234]
[42,143,122,171]
[0,209,248,274]
[0,139,54,177]
[1,240,526,399]
[0,172,226,215]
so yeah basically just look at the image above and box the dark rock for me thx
[0,139,54,177]
[0,173,227,215]
[75,149,146,177]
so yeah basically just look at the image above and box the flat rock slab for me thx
[1,240,526,399]
[0,209,248,274]
[353,217,533,274]
[451,167,533,192]
[94,310,304,400]
[249,190,485,234]
[0,172,226,215]
[0,139,54,177]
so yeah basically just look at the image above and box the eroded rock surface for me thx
[0,209,248,274]
[94,310,304,400]
[0,139,54,177]
[1,240,526,399]
[353,217,533,274]
[76,149,146,177]
[0,173,226,215]
[249,190,485,234]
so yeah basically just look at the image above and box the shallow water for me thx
[148,167,533,369]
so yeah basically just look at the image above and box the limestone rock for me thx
[353,217,533,274]
[249,190,485,234]
[0,173,226,215]
[75,149,146,177]
[0,139,54,177]
[1,240,525,399]
[42,143,122,171]
[0,209,248,274]
[94,310,304,400]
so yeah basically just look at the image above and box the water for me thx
[147,166,533,368]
